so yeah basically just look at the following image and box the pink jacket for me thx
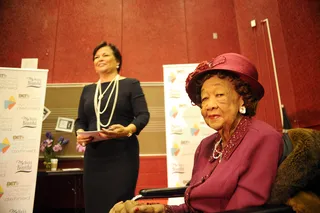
[169,117,283,213]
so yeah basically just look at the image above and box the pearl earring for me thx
[116,65,119,69]
[239,106,246,114]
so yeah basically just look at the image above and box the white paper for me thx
[77,131,105,142]
[21,58,38,69]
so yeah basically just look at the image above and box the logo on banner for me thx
[178,103,188,108]
[18,94,30,99]
[168,72,176,83]
[10,135,36,154]
[7,181,19,187]
[0,185,3,198]
[21,117,37,128]
[0,73,7,78]
[4,181,31,202]
[16,94,40,111]
[4,96,16,110]
[27,77,41,88]
[172,163,184,174]
[13,135,24,141]
[9,209,27,213]
[176,69,186,74]
[170,106,178,118]
[190,123,200,136]
[181,140,190,145]
[16,160,32,173]
[171,143,180,156]
[0,137,10,153]
[171,124,183,135]
[169,89,181,98]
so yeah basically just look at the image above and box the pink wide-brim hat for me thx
[185,53,264,105]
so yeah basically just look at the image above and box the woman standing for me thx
[75,41,150,213]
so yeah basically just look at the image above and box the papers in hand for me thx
[77,130,105,142]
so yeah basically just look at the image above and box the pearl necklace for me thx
[94,74,119,131]
[213,138,223,162]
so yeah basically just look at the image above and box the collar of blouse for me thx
[213,116,251,162]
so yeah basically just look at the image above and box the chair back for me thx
[268,128,320,205]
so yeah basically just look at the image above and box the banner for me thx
[0,67,48,213]
[163,64,215,205]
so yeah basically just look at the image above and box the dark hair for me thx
[195,70,259,117]
[92,41,122,73]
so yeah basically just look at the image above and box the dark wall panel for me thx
[277,0,320,128]
[185,0,240,63]
[52,0,122,83]
[233,0,297,131]
[121,0,188,81]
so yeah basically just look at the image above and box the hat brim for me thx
[186,68,265,105]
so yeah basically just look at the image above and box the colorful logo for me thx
[168,72,176,83]
[170,106,178,118]
[0,138,10,153]
[4,96,16,110]
[171,143,180,156]
[190,124,200,136]
[0,185,3,198]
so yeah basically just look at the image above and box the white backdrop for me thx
[163,64,216,205]
[0,67,48,213]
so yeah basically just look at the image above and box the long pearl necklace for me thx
[94,74,119,131]
[213,138,223,162]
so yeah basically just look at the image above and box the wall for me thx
[0,0,240,83]
[0,0,58,80]
[0,0,239,202]
[277,0,320,129]
[233,0,320,130]
[0,0,319,202]
[234,0,293,131]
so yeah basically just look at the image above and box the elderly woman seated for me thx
[110,53,284,213]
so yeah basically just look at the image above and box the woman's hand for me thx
[133,204,165,213]
[109,200,139,213]
[109,201,165,213]
[76,129,93,146]
[99,124,132,139]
